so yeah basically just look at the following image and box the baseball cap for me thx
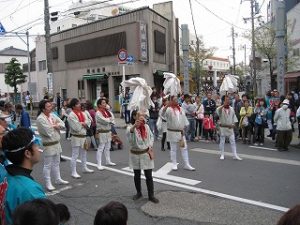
[0,111,10,119]
[282,99,289,105]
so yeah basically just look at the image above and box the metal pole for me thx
[244,44,247,76]
[251,0,257,96]
[275,0,286,95]
[122,64,125,95]
[196,38,200,96]
[181,24,190,94]
[26,31,32,112]
[232,26,236,75]
[44,0,53,97]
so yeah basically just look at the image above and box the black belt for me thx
[97,129,111,133]
[43,141,59,146]
[71,134,87,138]
[130,149,148,155]
[162,119,167,122]
[167,128,183,132]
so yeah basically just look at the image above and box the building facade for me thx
[286,1,300,93]
[50,3,178,111]
[0,46,28,101]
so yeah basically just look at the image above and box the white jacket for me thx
[274,107,291,131]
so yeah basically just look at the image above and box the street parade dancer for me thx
[162,72,195,171]
[122,77,159,203]
[68,98,94,178]
[217,95,242,160]
[218,75,242,160]
[36,100,69,191]
[95,98,116,170]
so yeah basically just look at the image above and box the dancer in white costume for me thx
[95,98,116,170]
[162,96,195,171]
[36,100,69,191]
[216,95,242,160]
[68,98,94,178]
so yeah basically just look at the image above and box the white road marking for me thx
[249,146,277,151]
[122,162,201,185]
[191,148,300,166]
[61,155,289,212]
[46,185,73,196]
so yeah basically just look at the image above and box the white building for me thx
[0,46,28,101]
[50,1,131,34]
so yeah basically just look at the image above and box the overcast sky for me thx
[0,0,268,64]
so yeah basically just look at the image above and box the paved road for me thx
[29,120,300,225]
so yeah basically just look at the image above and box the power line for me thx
[258,0,266,14]
[0,0,42,21]
[189,0,198,38]
[193,0,249,31]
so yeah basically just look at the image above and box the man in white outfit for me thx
[216,95,242,160]
[36,100,69,191]
[162,96,195,171]
[95,98,116,170]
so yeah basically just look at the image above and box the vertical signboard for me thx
[139,21,148,62]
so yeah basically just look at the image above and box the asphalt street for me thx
[30,121,300,225]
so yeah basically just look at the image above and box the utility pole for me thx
[243,44,247,76]
[275,0,286,95]
[196,38,200,96]
[181,24,190,94]
[44,0,53,96]
[250,0,257,96]
[231,26,236,75]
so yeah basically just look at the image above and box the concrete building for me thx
[0,46,28,101]
[50,1,131,34]
[202,56,230,88]
[285,1,300,93]
[50,2,179,111]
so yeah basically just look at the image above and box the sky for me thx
[0,0,268,64]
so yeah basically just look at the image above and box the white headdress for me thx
[163,72,181,96]
[219,74,239,96]
[121,77,154,111]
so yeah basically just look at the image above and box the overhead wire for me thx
[189,0,198,39]
[193,0,249,31]
[0,0,42,21]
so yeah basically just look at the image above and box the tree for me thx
[189,37,216,95]
[253,25,277,89]
[245,24,299,90]
[5,58,27,103]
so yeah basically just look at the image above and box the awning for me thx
[284,71,300,79]
[82,73,107,80]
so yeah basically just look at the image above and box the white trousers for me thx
[43,154,61,182]
[169,137,191,166]
[97,141,112,166]
[219,134,238,157]
[71,146,88,173]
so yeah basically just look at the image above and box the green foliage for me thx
[5,58,27,102]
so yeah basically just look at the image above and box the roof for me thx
[207,56,230,62]
[52,6,169,36]
[0,46,27,57]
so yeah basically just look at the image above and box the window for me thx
[38,60,47,71]
[57,26,60,32]
[293,48,299,56]
[78,80,85,99]
[154,30,166,54]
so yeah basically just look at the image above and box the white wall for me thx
[0,55,28,97]
[287,2,300,72]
